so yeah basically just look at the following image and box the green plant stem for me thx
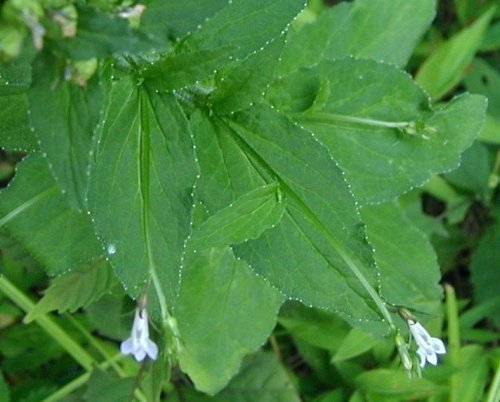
[0,275,94,370]
[485,361,500,402]
[41,354,147,402]
[41,354,124,402]
[445,284,460,402]
[66,315,125,377]
[293,111,412,130]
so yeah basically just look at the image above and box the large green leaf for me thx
[278,0,436,75]
[28,53,102,210]
[88,72,198,309]
[189,183,285,250]
[0,154,104,275]
[144,0,305,90]
[175,247,284,394]
[361,201,442,315]
[416,7,495,100]
[268,58,487,204]
[191,108,387,335]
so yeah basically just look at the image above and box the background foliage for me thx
[0,0,499,401]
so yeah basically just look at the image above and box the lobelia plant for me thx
[0,0,493,400]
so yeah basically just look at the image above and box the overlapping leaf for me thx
[361,201,442,315]
[0,60,36,151]
[144,0,305,90]
[56,5,159,60]
[28,53,102,210]
[191,108,387,335]
[278,0,436,75]
[189,183,285,250]
[175,247,284,394]
[0,154,104,275]
[268,58,487,204]
[88,72,198,308]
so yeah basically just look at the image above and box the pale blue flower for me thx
[121,308,158,362]
[408,320,446,368]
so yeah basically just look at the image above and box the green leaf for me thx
[0,154,104,275]
[269,58,488,204]
[83,371,136,402]
[444,142,492,194]
[0,94,36,151]
[452,345,489,402]
[168,352,301,402]
[278,302,350,351]
[0,60,36,151]
[470,219,500,326]
[331,328,378,363]
[141,0,228,42]
[416,7,495,100]
[88,73,198,308]
[24,260,116,323]
[144,0,305,90]
[464,58,500,144]
[0,60,31,95]
[28,53,103,209]
[190,183,285,250]
[56,5,159,59]
[354,369,444,399]
[175,247,284,394]
[191,107,388,335]
[278,0,436,75]
[210,36,286,114]
[361,201,442,315]
[481,20,500,51]
[0,371,10,402]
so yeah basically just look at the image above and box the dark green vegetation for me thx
[0,0,498,401]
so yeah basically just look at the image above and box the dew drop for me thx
[107,244,117,255]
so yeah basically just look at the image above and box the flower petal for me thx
[417,347,427,368]
[431,337,446,354]
[426,350,437,365]
[133,349,147,362]
[146,339,159,360]
[120,338,134,355]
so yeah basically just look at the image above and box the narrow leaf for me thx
[416,7,495,100]
[355,369,444,398]
[190,183,285,250]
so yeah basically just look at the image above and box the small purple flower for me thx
[121,307,158,362]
